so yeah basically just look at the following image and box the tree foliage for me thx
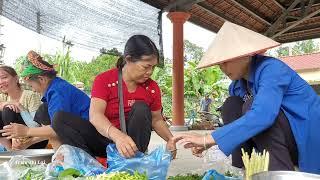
[292,39,319,55]
[15,49,118,93]
[14,40,228,116]
[152,40,228,116]
[276,46,289,57]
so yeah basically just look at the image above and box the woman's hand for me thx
[191,146,206,157]
[166,138,177,159]
[5,102,22,113]
[11,138,32,150]
[0,123,30,139]
[113,130,138,158]
[173,133,215,157]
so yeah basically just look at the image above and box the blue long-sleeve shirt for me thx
[41,77,90,122]
[212,55,320,174]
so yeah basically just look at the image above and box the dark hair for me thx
[28,71,57,82]
[116,35,159,69]
[0,65,21,87]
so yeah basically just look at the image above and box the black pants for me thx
[0,104,49,149]
[52,101,153,157]
[33,103,51,126]
[221,96,298,171]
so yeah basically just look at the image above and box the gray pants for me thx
[221,96,298,171]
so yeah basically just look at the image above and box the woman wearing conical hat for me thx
[174,22,320,174]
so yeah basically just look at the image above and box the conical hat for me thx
[197,21,280,69]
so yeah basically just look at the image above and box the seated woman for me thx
[174,22,320,174]
[0,51,90,150]
[0,65,49,150]
[53,35,176,159]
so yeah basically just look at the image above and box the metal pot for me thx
[0,149,54,164]
[252,171,320,180]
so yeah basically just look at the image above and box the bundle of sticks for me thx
[241,148,269,180]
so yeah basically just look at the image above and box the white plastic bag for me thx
[45,145,105,178]
[202,146,243,178]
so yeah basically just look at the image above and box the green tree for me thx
[71,54,118,92]
[14,50,118,93]
[276,46,289,57]
[183,61,226,113]
[184,40,204,63]
[292,39,319,55]
[152,40,228,116]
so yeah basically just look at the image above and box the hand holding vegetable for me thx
[12,137,32,150]
[191,147,206,157]
[113,131,138,158]
[173,133,215,152]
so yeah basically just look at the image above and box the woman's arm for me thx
[27,125,57,138]
[152,110,173,141]
[89,97,138,158]
[89,98,119,139]
[152,110,176,157]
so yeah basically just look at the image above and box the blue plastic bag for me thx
[106,144,171,180]
[0,145,6,152]
[203,170,242,180]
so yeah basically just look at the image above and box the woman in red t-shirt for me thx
[53,35,176,159]
[90,35,176,158]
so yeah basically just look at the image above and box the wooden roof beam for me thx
[229,0,272,25]
[285,22,320,33]
[271,0,286,11]
[195,2,233,23]
[291,0,320,11]
[277,32,320,43]
[164,0,205,12]
[265,0,302,36]
[305,0,315,15]
[272,8,320,38]
[189,16,220,32]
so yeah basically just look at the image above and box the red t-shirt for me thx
[91,68,162,128]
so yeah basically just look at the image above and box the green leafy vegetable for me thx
[58,168,82,179]
[86,171,147,180]
[167,173,204,180]
[224,170,238,177]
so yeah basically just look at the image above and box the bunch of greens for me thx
[20,168,44,180]
[224,170,238,177]
[167,173,204,180]
[58,168,83,179]
[14,161,45,180]
[86,171,147,180]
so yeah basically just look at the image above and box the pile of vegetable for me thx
[167,173,204,180]
[86,171,147,180]
[224,170,238,178]
[57,168,84,179]
[20,168,45,180]
[12,160,46,180]
[241,148,269,180]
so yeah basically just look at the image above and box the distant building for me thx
[280,53,320,94]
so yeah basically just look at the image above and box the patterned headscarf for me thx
[20,51,55,80]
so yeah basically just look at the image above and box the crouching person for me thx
[0,50,90,150]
